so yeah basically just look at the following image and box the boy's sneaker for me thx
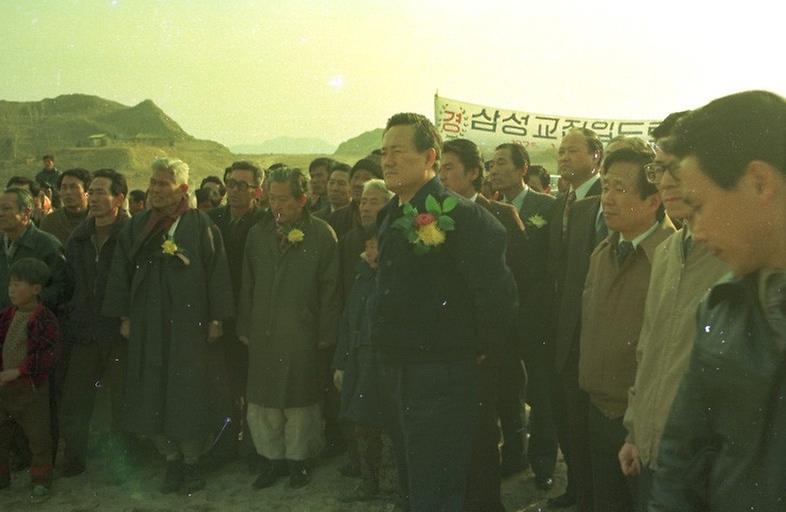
[182,463,205,494]
[160,459,184,494]
[30,483,49,500]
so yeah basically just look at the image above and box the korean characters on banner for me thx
[434,94,661,153]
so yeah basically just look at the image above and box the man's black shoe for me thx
[535,476,554,491]
[500,458,527,478]
[288,460,311,488]
[160,459,184,494]
[61,459,86,478]
[547,492,576,509]
[252,459,287,489]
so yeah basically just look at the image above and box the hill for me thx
[334,128,383,157]
[0,94,232,188]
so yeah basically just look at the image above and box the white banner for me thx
[434,94,661,154]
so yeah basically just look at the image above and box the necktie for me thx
[616,240,634,265]
[562,190,577,239]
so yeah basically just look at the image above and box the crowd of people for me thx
[0,89,783,512]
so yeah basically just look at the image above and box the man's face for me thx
[269,181,306,225]
[88,177,123,219]
[601,161,659,237]
[226,170,260,211]
[0,194,29,233]
[359,188,390,227]
[439,151,478,198]
[558,132,599,184]
[678,155,765,275]
[488,147,524,192]
[327,170,351,208]
[364,238,379,268]
[43,158,54,170]
[201,181,221,195]
[148,169,187,211]
[129,199,146,215]
[653,147,692,221]
[60,175,88,211]
[381,125,434,196]
[309,165,329,196]
[350,169,375,203]
[525,175,546,193]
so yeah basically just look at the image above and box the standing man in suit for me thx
[370,113,517,511]
[489,142,557,489]
[547,128,604,511]
[440,137,525,511]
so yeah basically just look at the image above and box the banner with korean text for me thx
[434,94,661,157]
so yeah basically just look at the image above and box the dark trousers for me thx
[205,336,246,459]
[556,357,594,512]
[587,403,635,512]
[497,358,525,468]
[0,380,52,484]
[636,465,654,512]
[524,353,559,479]
[464,366,505,512]
[321,347,345,452]
[385,359,480,512]
[60,341,127,464]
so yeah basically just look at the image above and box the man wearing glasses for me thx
[618,114,728,510]
[206,160,267,465]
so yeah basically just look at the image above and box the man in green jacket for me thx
[648,90,786,511]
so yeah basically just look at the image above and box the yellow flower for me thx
[287,228,305,243]
[161,239,178,255]
[528,214,548,228]
[417,222,446,246]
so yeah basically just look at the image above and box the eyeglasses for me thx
[225,179,257,192]
[644,162,680,184]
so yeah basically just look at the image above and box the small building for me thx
[87,133,110,147]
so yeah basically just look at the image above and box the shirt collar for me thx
[470,193,479,203]
[508,185,529,211]
[573,174,600,200]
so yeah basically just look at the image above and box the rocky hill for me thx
[0,94,232,188]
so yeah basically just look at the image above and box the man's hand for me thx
[120,318,130,339]
[0,368,21,385]
[208,321,223,343]
[618,441,641,476]
[333,370,344,392]
[239,336,250,346]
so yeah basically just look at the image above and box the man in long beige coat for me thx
[237,166,340,490]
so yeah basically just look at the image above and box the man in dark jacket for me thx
[327,158,383,239]
[370,113,517,511]
[39,168,90,245]
[35,155,60,190]
[206,160,266,463]
[648,90,786,511]
[59,168,129,477]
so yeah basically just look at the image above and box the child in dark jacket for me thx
[0,258,60,498]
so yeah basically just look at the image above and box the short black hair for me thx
[330,162,352,176]
[309,157,336,175]
[350,158,383,180]
[602,147,658,200]
[567,128,604,163]
[200,175,226,197]
[495,142,530,169]
[195,187,220,208]
[651,111,690,141]
[6,176,40,197]
[385,113,442,171]
[42,155,54,161]
[526,165,551,190]
[266,166,309,199]
[663,90,785,189]
[9,257,50,287]
[229,160,264,186]
[57,168,91,190]
[92,168,128,197]
[128,189,147,203]
[443,138,484,191]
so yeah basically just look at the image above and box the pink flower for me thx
[415,213,436,226]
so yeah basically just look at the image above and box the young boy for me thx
[0,258,60,498]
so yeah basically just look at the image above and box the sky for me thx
[1,0,784,148]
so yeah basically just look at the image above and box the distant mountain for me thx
[232,137,335,155]
[334,128,384,157]
[0,94,232,187]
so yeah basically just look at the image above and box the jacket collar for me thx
[603,216,676,264]
[392,176,445,210]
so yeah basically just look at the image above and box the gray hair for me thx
[151,157,190,186]
[4,187,34,212]
[362,179,393,200]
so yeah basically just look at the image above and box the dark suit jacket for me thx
[553,195,607,374]
[370,178,517,364]
[338,225,366,305]
[328,201,361,240]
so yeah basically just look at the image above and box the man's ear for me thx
[179,183,189,195]
[745,160,782,203]
[297,194,309,207]
[424,148,437,173]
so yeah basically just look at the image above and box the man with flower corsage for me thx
[103,157,234,494]
[370,113,518,511]
[237,166,340,490]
